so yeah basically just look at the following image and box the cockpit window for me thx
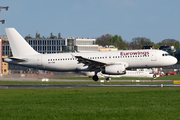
[162,53,170,56]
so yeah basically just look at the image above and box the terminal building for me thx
[28,37,98,53]
[98,45,118,51]
[3,37,98,56]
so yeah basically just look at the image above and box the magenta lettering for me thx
[120,51,149,56]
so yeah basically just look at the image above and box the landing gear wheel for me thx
[106,77,111,81]
[153,74,156,79]
[92,75,99,82]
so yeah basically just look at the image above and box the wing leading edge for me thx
[75,56,106,70]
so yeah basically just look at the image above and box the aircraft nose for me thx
[171,57,178,65]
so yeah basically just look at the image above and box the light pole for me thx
[0,6,9,11]
[0,6,9,75]
[0,6,9,36]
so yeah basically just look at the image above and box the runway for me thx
[1,84,180,89]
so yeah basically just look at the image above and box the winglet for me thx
[70,54,75,58]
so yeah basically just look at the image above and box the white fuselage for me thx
[7,49,177,72]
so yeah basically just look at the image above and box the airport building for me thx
[2,56,8,75]
[2,37,98,56]
[98,45,118,51]
[28,37,98,53]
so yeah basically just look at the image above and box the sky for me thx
[1,0,180,43]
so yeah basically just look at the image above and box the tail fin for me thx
[5,28,38,57]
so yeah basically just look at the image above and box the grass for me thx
[1,87,180,120]
[156,74,180,80]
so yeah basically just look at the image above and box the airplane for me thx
[3,28,177,81]
[82,70,157,80]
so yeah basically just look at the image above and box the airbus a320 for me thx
[3,28,177,81]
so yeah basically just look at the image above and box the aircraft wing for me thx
[75,56,106,70]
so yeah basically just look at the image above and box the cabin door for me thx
[37,55,42,66]
[151,51,157,61]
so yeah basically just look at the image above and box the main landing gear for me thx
[92,75,99,81]
[92,75,111,82]
[106,77,111,81]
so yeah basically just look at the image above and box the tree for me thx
[58,33,62,39]
[117,40,128,50]
[130,37,154,49]
[110,35,122,46]
[50,33,57,39]
[95,34,112,46]
[157,39,178,46]
[175,41,180,50]
[36,32,40,38]
[109,35,127,50]
[25,34,32,42]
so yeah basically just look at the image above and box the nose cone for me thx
[171,57,178,65]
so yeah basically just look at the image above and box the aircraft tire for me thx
[106,77,111,81]
[153,74,156,78]
[92,75,99,82]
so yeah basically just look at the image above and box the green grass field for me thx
[1,87,180,120]
[0,75,180,119]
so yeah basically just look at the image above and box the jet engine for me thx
[102,64,126,75]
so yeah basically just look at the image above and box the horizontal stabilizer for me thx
[3,57,27,62]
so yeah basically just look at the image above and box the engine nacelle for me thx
[102,64,126,75]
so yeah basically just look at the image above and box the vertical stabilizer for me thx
[5,28,38,57]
